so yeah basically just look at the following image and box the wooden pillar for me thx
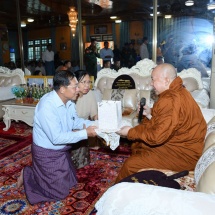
[152,0,158,63]
[16,0,25,72]
[77,0,84,69]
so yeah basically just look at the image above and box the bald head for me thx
[151,63,177,95]
[154,63,177,80]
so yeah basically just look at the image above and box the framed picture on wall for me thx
[102,34,113,41]
[94,25,107,34]
[90,35,102,41]
[60,42,67,50]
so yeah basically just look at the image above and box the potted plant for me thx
[11,85,25,103]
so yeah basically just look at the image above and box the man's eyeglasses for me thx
[67,85,79,89]
[79,81,92,85]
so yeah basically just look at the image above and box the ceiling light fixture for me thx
[21,22,26,27]
[90,0,112,9]
[185,1,194,6]
[165,15,172,19]
[110,16,117,19]
[150,12,160,16]
[115,20,121,23]
[67,7,78,37]
[207,3,215,10]
[27,18,34,22]
[150,5,159,9]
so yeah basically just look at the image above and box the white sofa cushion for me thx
[191,89,210,108]
[102,89,138,111]
[194,116,215,194]
[203,116,215,152]
[95,182,215,215]
[0,86,15,101]
[200,108,215,124]
[195,144,215,194]
[202,77,210,94]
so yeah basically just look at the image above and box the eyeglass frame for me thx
[66,84,79,89]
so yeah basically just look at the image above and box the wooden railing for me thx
[25,75,95,89]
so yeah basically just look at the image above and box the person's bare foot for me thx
[17,169,24,188]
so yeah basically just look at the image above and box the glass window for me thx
[28,40,33,46]
[28,47,34,60]
[42,46,47,53]
[35,46,41,60]
[27,38,51,60]
[41,39,47,44]
[35,40,40,45]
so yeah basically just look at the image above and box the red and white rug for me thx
[0,122,129,215]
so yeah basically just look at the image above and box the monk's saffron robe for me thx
[116,77,207,183]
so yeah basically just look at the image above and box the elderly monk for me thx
[116,63,207,183]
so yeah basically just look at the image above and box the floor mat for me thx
[0,146,129,215]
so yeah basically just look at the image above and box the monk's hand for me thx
[138,104,152,120]
[143,105,152,119]
[86,126,98,137]
[116,126,132,137]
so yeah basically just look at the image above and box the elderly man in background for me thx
[100,41,114,65]
[116,63,207,183]
[42,43,55,75]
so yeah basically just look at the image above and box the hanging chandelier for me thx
[67,7,78,37]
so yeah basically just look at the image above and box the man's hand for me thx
[86,126,98,137]
[116,126,132,137]
[92,46,97,53]
[92,114,98,120]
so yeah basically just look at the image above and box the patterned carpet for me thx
[0,122,196,214]
[0,122,130,215]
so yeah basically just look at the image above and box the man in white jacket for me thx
[42,44,55,75]
[100,41,114,66]
[140,37,149,60]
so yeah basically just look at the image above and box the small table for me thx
[2,104,36,131]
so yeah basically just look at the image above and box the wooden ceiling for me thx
[0,0,213,30]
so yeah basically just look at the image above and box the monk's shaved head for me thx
[154,63,177,81]
[151,63,177,95]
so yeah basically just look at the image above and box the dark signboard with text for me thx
[112,75,135,89]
